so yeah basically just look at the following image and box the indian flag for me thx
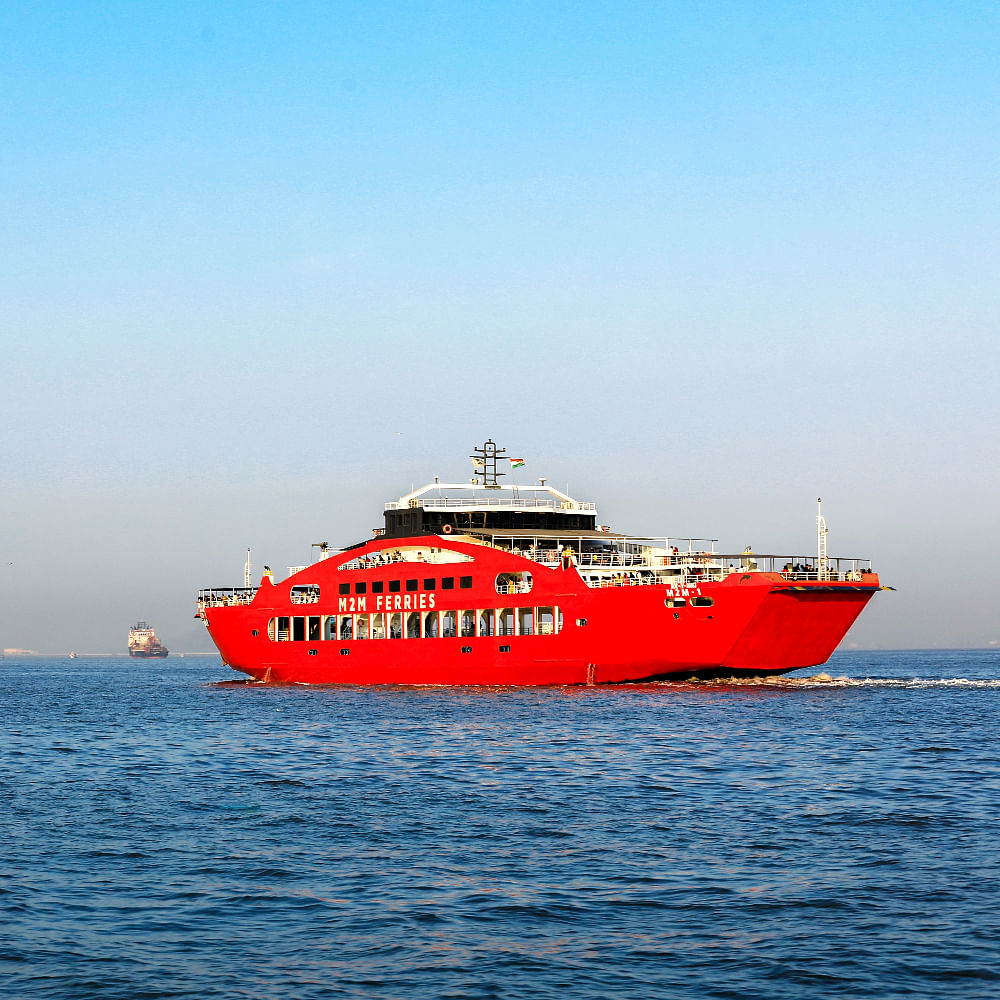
[510,458,525,468]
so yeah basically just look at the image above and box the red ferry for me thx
[196,441,884,685]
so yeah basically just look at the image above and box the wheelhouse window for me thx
[441,577,455,590]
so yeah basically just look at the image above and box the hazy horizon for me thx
[2,3,998,654]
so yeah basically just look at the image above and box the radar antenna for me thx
[470,439,507,489]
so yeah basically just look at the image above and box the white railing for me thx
[385,496,596,512]
[197,587,257,608]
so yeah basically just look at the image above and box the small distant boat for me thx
[128,621,169,658]
[69,651,77,659]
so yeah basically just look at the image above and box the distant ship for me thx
[128,620,169,658]
[196,440,885,685]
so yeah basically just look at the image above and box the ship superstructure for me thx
[196,441,883,684]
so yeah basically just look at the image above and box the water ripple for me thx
[2,651,999,999]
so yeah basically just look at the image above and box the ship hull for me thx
[129,649,169,658]
[200,536,878,685]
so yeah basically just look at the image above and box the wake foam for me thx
[679,674,1000,689]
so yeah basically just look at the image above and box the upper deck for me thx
[383,481,600,537]
[196,441,878,611]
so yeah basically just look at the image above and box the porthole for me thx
[251,629,259,637]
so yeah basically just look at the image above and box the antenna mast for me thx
[816,498,828,581]
[470,439,507,489]
[244,547,252,587]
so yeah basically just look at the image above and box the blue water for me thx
[2,651,999,1000]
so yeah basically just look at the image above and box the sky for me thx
[1,1,998,653]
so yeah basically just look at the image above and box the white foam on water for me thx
[684,674,1000,689]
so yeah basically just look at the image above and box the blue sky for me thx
[2,1,998,652]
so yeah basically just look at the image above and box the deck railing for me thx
[197,587,257,608]
[385,497,596,512]
[197,555,873,605]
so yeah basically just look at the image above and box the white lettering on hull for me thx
[338,596,368,612]
[343,593,443,612]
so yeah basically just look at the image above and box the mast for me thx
[244,547,252,587]
[816,498,828,581]
[470,439,508,489]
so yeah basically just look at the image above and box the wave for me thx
[676,674,1000,689]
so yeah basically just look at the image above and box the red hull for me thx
[200,536,879,685]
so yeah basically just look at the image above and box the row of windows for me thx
[339,576,473,596]
[268,607,564,642]
[293,573,529,603]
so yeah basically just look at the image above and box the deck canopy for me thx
[382,481,601,538]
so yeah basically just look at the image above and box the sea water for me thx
[2,650,999,999]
